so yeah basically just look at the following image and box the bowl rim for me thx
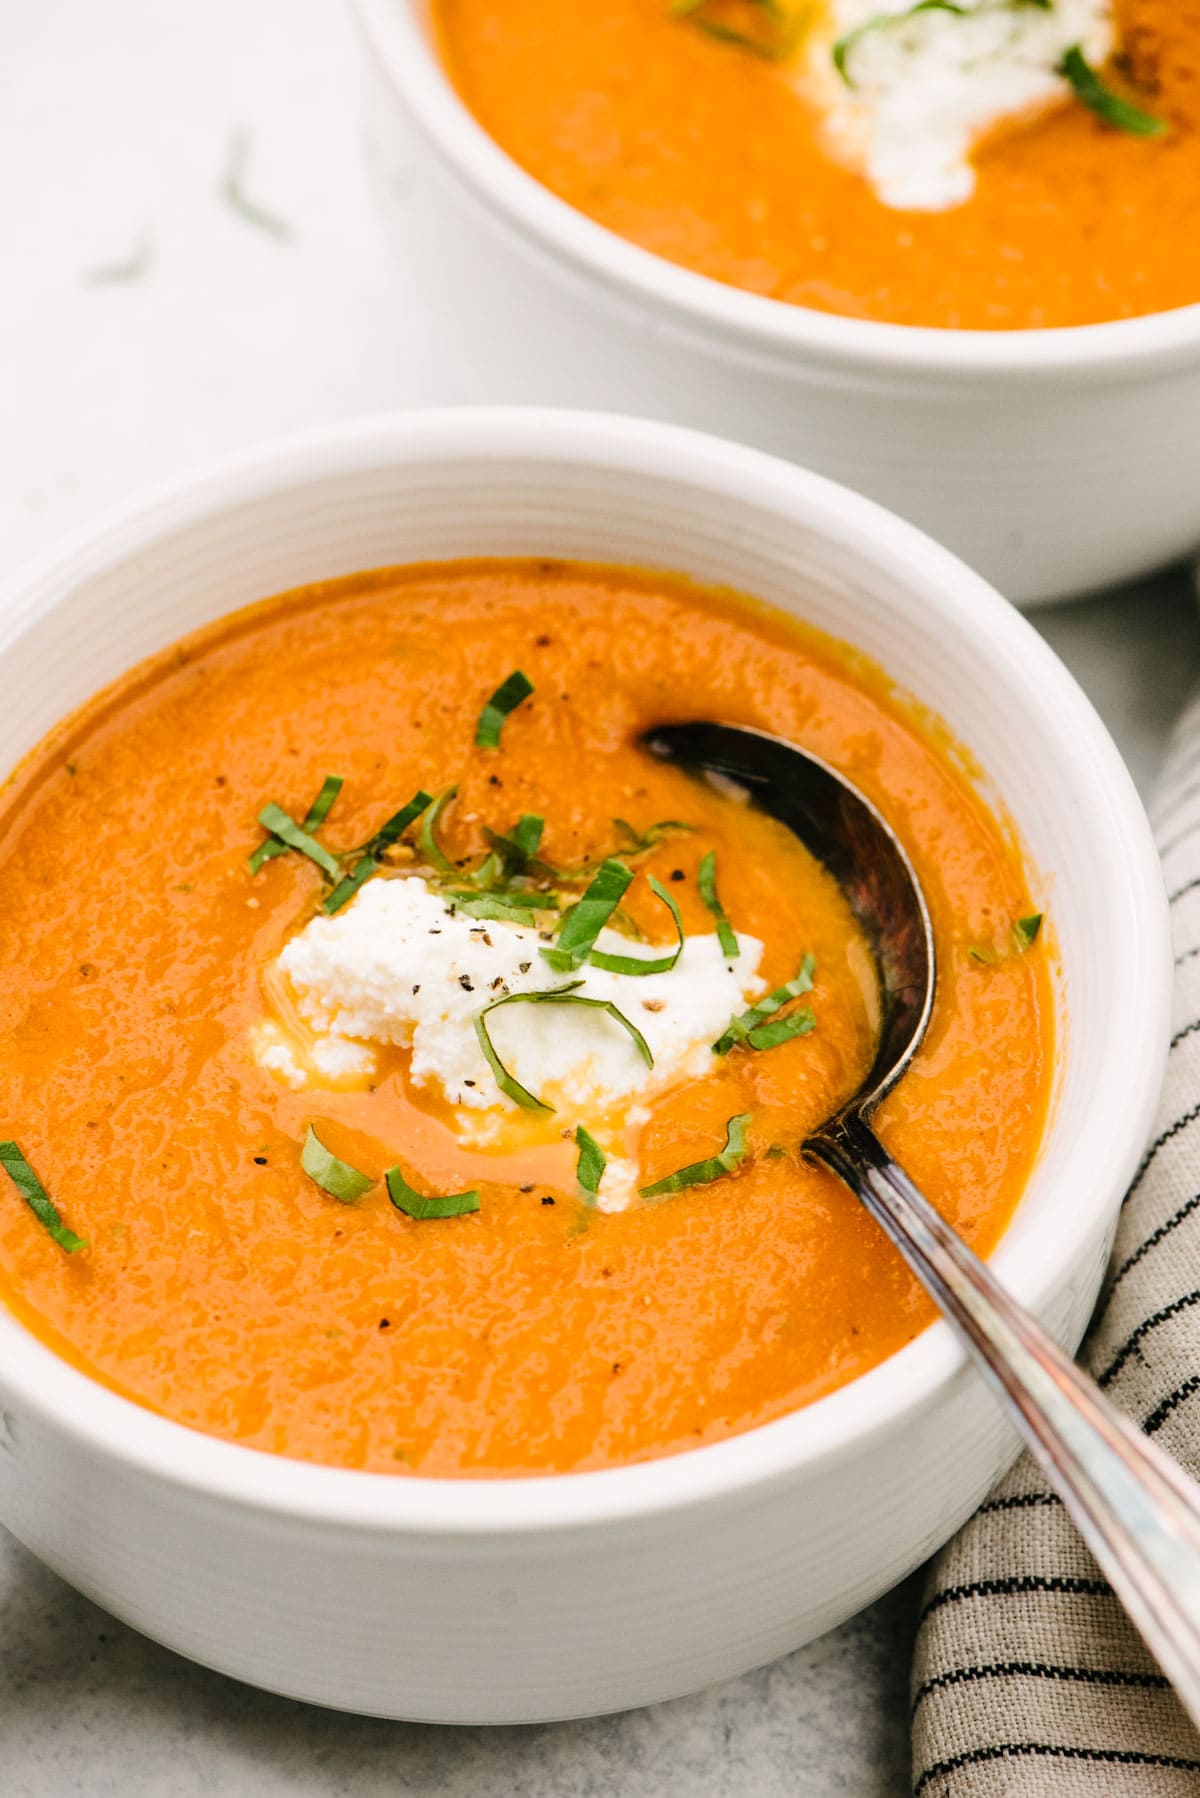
[351,0,1200,381]
[0,406,1172,1538]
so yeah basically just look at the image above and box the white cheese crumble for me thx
[254,874,764,1210]
[800,0,1113,210]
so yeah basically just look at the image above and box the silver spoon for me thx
[644,718,1200,1728]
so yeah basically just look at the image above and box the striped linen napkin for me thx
[911,688,1200,1796]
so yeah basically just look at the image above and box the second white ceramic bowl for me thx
[352,0,1200,606]
[0,410,1170,1720]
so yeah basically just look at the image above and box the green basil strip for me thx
[360,789,435,858]
[255,803,341,883]
[300,1125,373,1203]
[474,983,653,1113]
[611,818,694,856]
[697,850,739,960]
[1013,912,1044,952]
[714,954,815,1055]
[540,858,633,972]
[476,815,554,887]
[475,670,534,748]
[320,789,437,915]
[323,856,379,917]
[416,786,459,875]
[640,1113,753,1199]
[745,1006,816,1051]
[671,0,794,61]
[588,876,685,975]
[249,774,343,874]
[0,1140,87,1252]
[1059,45,1165,137]
[833,1,965,87]
[385,1165,480,1220]
[575,1126,607,1200]
[451,893,557,925]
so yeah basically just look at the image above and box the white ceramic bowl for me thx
[352,0,1200,606]
[0,410,1170,1722]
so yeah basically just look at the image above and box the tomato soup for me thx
[0,561,1052,1476]
[433,0,1200,329]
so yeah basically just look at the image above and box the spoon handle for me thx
[806,1110,1200,1730]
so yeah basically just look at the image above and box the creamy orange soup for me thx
[0,561,1051,1475]
[434,0,1200,329]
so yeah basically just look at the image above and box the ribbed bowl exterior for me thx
[0,412,1171,1719]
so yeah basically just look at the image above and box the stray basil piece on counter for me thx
[474,983,654,1114]
[300,1126,373,1204]
[475,669,534,748]
[714,954,815,1054]
[640,1113,753,1198]
[1058,44,1165,137]
[385,1165,480,1220]
[575,1125,607,1199]
[697,849,739,959]
[0,1140,87,1253]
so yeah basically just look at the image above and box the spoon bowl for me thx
[641,719,934,1112]
[645,717,1200,1729]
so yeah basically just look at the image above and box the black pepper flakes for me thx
[379,1319,391,1331]
[459,974,474,992]
[253,1156,268,1166]
[670,869,685,882]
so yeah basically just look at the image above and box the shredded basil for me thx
[612,818,694,856]
[833,0,964,86]
[541,859,633,972]
[1013,912,1044,952]
[671,0,797,61]
[451,892,557,925]
[1059,44,1165,137]
[474,983,653,1113]
[0,1140,87,1252]
[588,876,685,975]
[475,670,534,748]
[358,789,435,859]
[575,1126,607,1200]
[254,802,341,883]
[385,1165,479,1220]
[640,1113,753,1199]
[300,1125,373,1203]
[321,789,435,915]
[697,849,739,959]
[416,786,459,875]
[323,857,378,917]
[745,1006,815,1051]
[714,954,815,1054]
[250,776,343,875]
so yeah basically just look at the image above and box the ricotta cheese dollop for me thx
[254,874,765,1210]
[801,0,1113,210]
